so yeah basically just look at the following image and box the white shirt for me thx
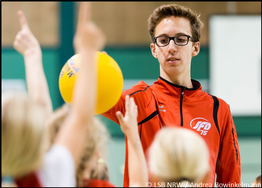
[37,144,76,187]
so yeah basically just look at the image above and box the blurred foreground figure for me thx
[2,2,106,186]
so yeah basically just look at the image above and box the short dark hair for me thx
[148,4,204,43]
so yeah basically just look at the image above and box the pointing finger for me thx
[76,2,91,32]
[125,95,130,112]
[17,10,30,31]
[130,97,136,111]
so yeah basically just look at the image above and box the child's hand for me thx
[13,10,41,57]
[73,2,105,54]
[116,95,138,140]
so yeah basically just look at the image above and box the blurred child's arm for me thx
[116,95,148,187]
[55,2,106,166]
[13,10,52,117]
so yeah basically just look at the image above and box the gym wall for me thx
[2,2,261,137]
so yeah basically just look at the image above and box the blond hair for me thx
[2,91,47,177]
[252,175,261,187]
[148,4,204,43]
[46,104,110,187]
[45,104,71,149]
[148,127,209,186]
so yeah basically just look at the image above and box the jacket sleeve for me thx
[101,81,150,125]
[216,105,241,186]
[101,92,126,125]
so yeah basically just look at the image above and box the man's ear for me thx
[150,43,157,58]
[192,42,200,57]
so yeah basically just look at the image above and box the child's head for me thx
[75,117,110,186]
[46,104,110,186]
[45,104,71,149]
[89,157,109,180]
[148,127,210,186]
[252,175,261,187]
[2,91,47,177]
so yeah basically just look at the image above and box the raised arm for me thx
[116,95,148,187]
[54,2,106,166]
[13,10,52,117]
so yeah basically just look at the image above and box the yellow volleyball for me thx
[59,52,123,114]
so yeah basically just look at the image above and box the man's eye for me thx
[159,37,168,43]
[176,36,187,43]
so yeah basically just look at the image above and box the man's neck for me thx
[160,73,193,89]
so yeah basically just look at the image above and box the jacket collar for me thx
[153,76,202,96]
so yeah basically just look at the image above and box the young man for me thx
[102,4,241,187]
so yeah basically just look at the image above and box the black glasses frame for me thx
[154,34,195,47]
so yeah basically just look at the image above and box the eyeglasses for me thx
[154,35,195,47]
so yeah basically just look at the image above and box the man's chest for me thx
[155,95,219,138]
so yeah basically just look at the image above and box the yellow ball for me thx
[59,52,123,114]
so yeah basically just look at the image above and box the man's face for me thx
[150,16,200,80]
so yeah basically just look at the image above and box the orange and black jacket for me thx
[102,76,241,187]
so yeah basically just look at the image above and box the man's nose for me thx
[168,39,178,52]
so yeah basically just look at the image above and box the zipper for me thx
[180,87,185,126]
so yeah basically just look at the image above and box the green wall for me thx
[102,46,209,80]
[2,2,260,138]
[2,48,61,110]
[2,47,260,138]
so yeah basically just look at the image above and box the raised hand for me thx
[13,10,52,117]
[73,2,105,54]
[116,95,139,141]
[13,10,41,57]
[116,95,148,187]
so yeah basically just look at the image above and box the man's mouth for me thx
[167,58,180,63]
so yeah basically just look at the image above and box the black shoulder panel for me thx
[210,95,220,135]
